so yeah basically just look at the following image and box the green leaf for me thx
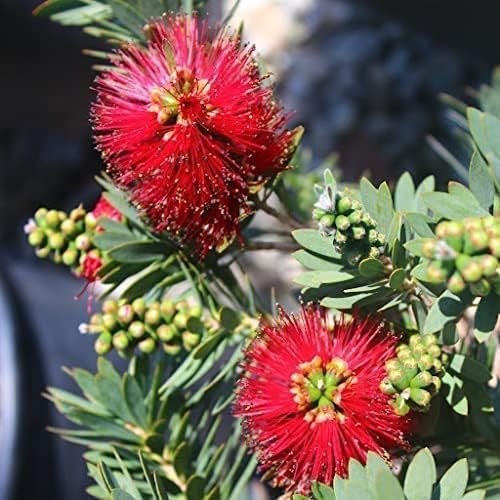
[474,294,500,342]
[414,175,435,214]
[186,475,206,500]
[111,490,136,500]
[173,442,192,479]
[434,458,468,500]
[389,269,406,290]
[293,250,343,271]
[122,373,147,428]
[360,178,394,235]
[404,238,434,258]
[93,231,140,251]
[442,372,468,415]
[373,469,404,500]
[311,482,336,499]
[108,241,171,263]
[449,354,491,384]
[387,212,402,249]
[358,258,385,278]
[292,229,340,259]
[423,290,471,335]
[462,490,486,500]
[192,332,225,360]
[220,307,240,331]
[395,172,416,212]
[404,213,435,238]
[469,149,494,210]
[422,191,488,220]
[404,448,436,500]
[295,270,359,288]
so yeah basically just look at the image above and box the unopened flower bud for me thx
[426,262,448,283]
[34,208,48,224]
[470,279,491,297]
[380,378,397,395]
[102,299,118,314]
[410,371,432,388]
[391,395,410,416]
[113,331,130,350]
[163,343,182,356]
[35,247,50,258]
[118,304,135,324]
[461,261,483,283]
[312,208,326,220]
[448,272,466,294]
[336,197,352,214]
[361,213,376,228]
[159,299,175,319]
[102,313,118,331]
[334,231,347,246]
[348,210,362,225]
[60,219,77,236]
[157,324,177,342]
[45,209,61,229]
[480,255,498,277]
[401,358,418,378]
[75,234,91,251]
[189,304,203,319]
[182,331,201,350]
[62,248,78,266]
[427,344,441,358]
[418,354,434,371]
[335,215,350,231]
[174,312,188,330]
[70,206,86,221]
[369,246,381,259]
[28,229,46,247]
[351,227,366,240]
[388,368,408,390]
[129,321,145,339]
[95,332,112,355]
[85,213,98,230]
[422,239,437,259]
[385,359,401,371]
[132,298,146,317]
[48,233,66,250]
[320,214,336,227]
[145,307,161,326]
[410,388,431,407]
[433,359,443,372]
[138,337,156,353]
[489,237,500,258]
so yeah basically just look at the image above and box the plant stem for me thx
[252,196,302,230]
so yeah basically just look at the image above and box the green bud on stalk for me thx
[410,388,431,407]
[335,215,350,231]
[337,197,352,214]
[129,321,146,339]
[470,279,492,297]
[145,308,161,326]
[132,298,146,317]
[28,229,46,247]
[138,337,156,354]
[410,371,432,388]
[95,332,112,355]
[380,379,397,395]
[112,331,130,350]
[163,343,182,356]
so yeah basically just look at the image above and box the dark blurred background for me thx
[0,0,498,498]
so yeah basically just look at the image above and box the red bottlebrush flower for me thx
[234,306,414,494]
[92,14,300,257]
[80,252,103,283]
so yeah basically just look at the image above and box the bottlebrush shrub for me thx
[27,1,499,499]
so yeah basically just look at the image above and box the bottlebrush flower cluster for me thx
[234,306,414,494]
[92,14,300,257]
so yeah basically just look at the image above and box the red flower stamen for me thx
[234,305,414,494]
[91,14,299,257]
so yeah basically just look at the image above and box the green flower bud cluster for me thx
[423,216,500,297]
[80,298,205,356]
[313,191,386,266]
[380,334,447,416]
[25,206,105,276]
